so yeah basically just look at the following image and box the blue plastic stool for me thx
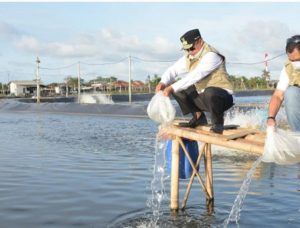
[166,139,199,179]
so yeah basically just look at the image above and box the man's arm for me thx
[267,89,284,127]
[155,56,186,93]
[162,52,222,96]
[170,52,223,93]
[267,67,289,127]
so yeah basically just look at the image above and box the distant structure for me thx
[9,80,43,97]
[262,53,271,81]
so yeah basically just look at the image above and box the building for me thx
[54,84,73,96]
[91,82,108,92]
[9,80,43,97]
[112,80,129,92]
[112,80,146,93]
[132,80,146,92]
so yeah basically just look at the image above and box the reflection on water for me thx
[233,95,271,105]
[0,107,299,227]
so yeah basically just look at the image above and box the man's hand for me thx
[163,86,174,97]
[266,118,276,127]
[155,82,166,93]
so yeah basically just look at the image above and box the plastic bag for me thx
[262,126,300,165]
[147,91,176,124]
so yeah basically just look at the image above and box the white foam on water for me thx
[79,93,114,104]
[225,107,287,130]
[225,108,267,129]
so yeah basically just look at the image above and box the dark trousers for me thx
[172,85,233,125]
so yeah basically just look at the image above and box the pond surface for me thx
[0,101,299,227]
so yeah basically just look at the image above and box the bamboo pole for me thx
[170,137,180,210]
[162,126,264,155]
[182,143,207,209]
[206,199,214,214]
[245,133,266,144]
[162,124,265,211]
[178,138,209,199]
[225,130,257,141]
[204,143,214,200]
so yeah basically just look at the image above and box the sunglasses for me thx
[287,36,300,45]
[185,45,196,52]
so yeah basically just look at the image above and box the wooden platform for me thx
[159,120,266,211]
[159,120,265,155]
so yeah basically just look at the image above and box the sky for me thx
[0,2,299,84]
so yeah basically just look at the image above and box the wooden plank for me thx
[160,125,264,155]
[225,129,257,141]
[171,122,265,144]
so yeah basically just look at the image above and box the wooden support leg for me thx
[170,137,180,210]
[178,139,209,198]
[204,143,214,201]
[181,143,207,209]
[206,198,214,215]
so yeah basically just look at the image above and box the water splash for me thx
[224,156,263,227]
[225,107,287,131]
[146,137,167,227]
[225,107,268,130]
[79,93,114,104]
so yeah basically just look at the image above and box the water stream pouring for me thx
[146,137,167,227]
[224,156,263,227]
[224,126,300,226]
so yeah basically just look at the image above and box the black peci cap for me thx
[286,35,300,53]
[287,35,300,45]
[180,29,202,50]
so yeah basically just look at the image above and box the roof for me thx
[113,80,129,87]
[9,80,44,86]
[91,83,104,87]
[132,80,145,86]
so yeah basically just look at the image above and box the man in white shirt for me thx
[267,35,300,131]
[156,29,233,134]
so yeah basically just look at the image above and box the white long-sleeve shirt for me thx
[160,52,232,94]
[276,67,290,92]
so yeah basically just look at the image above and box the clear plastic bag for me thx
[262,126,300,165]
[147,91,176,124]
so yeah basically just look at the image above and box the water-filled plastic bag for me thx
[262,126,300,165]
[147,91,176,124]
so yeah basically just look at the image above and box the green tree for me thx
[65,77,84,88]
[91,76,117,84]
[228,74,269,90]
[151,74,161,87]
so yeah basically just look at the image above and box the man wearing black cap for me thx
[156,28,233,134]
[267,35,300,132]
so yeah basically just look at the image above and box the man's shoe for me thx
[210,124,224,134]
[179,114,208,128]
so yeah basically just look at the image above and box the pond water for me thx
[124,94,271,106]
[0,98,299,228]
